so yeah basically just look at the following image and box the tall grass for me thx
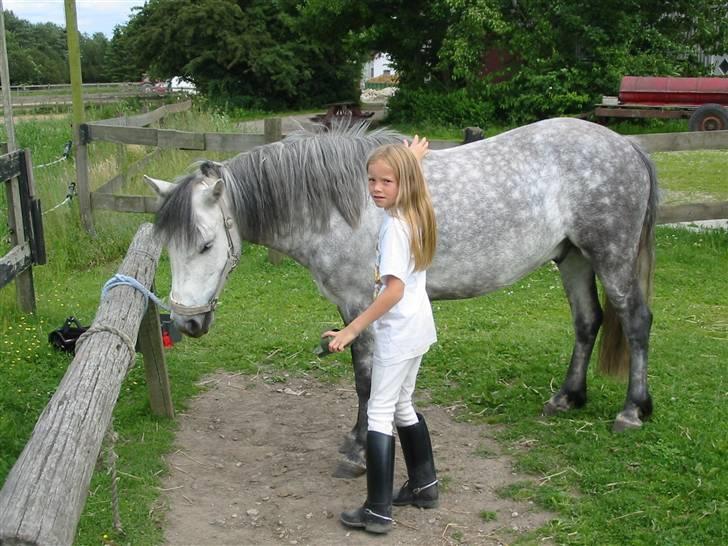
[1,111,726,545]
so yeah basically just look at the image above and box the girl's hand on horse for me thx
[323,327,357,352]
[404,134,429,162]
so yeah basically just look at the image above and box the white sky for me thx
[1,0,145,38]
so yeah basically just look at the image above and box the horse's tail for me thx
[597,142,658,377]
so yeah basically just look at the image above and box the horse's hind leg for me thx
[598,273,653,432]
[544,247,603,415]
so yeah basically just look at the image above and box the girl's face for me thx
[367,159,399,210]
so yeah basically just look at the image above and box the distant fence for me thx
[73,104,728,228]
[0,148,45,312]
[3,82,183,110]
[0,223,172,546]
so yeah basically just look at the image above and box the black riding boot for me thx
[340,431,395,534]
[393,413,439,508]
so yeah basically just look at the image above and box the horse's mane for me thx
[155,122,403,245]
[224,122,402,241]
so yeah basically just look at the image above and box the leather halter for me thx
[169,179,241,317]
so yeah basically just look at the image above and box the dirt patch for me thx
[162,372,554,545]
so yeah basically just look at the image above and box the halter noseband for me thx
[170,179,241,317]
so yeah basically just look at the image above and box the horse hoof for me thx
[612,413,642,433]
[333,457,366,478]
[542,395,571,416]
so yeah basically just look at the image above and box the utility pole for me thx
[64,0,95,235]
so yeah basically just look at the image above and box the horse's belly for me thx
[426,233,565,300]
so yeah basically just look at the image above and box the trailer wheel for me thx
[688,104,728,131]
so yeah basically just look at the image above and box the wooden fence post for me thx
[65,0,95,236]
[137,290,175,418]
[264,117,285,265]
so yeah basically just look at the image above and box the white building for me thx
[362,53,395,81]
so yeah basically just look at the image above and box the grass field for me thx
[1,109,726,545]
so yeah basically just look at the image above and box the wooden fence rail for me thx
[0,223,171,546]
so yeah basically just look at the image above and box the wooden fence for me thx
[0,223,172,546]
[75,104,728,227]
[77,100,282,223]
[0,148,45,312]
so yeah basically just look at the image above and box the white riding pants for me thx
[367,354,423,436]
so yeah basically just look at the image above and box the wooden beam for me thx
[91,192,159,214]
[0,243,32,290]
[628,130,728,152]
[0,224,163,546]
[138,296,174,418]
[657,201,728,224]
[204,132,267,152]
[85,124,159,146]
[0,149,22,181]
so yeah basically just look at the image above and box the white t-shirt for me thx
[372,214,437,365]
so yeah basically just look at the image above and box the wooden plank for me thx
[157,128,205,150]
[657,201,728,224]
[0,149,22,181]
[138,297,175,418]
[91,192,160,213]
[628,130,728,152]
[204,132,267,152]
[0,224,163,546]
[0,243,32,290]
[74,128,95,235]
[96,149,161,195]
[85,124,159,146]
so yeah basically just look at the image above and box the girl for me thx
[322,136,439,535]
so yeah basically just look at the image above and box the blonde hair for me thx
[367,144,437,270]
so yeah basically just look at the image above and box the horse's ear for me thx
[203,178,225,205]
[200,161,220,178]
[144,175,175,197]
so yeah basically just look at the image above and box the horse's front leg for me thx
[334,309,375,478]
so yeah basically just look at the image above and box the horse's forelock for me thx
[154,172,203,247]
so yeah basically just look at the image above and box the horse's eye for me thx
[200,242,213,254]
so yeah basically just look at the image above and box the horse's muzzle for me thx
[173,312,214,338]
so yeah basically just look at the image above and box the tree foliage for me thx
[3,10,112,84]
[121,0,362,109]
[302,0,728,124]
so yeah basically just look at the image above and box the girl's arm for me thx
[323,275,405,352]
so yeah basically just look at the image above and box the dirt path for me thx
[162,372,554,545]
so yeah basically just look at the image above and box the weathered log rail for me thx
[0,223,171,546]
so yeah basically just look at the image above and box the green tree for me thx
[119,0,362,108]
[80,32,110,82]
[3,10,116,84]
[300,0,728,123]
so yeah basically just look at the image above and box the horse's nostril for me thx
[185,319,200,335]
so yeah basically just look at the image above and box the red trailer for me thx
[594,76,728,131]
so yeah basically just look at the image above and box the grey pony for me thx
[147,117,658,476]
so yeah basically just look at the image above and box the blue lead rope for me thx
[102,274,170,311]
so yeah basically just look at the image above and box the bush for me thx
[388,66,594,129]
[387,86,496,129]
